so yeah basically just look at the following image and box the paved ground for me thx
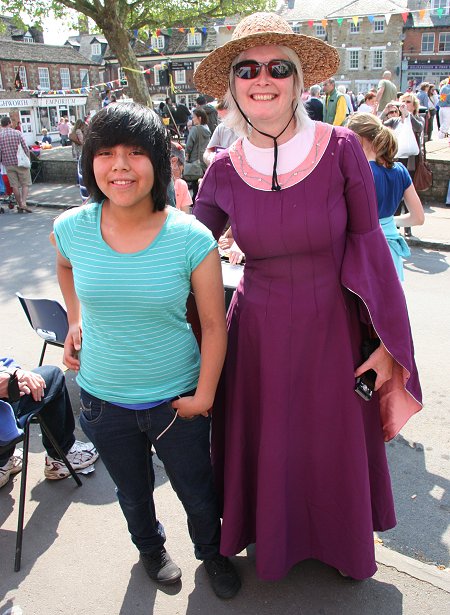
[0,184,449,614]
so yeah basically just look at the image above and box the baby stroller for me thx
[0,172,16,213]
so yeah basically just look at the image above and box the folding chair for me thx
[1,408,82,571]
[16,293,68,366]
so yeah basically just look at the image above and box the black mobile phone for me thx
[354,339,380,402]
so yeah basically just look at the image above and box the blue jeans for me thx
[0,365,75,465]
[79,389,221,559]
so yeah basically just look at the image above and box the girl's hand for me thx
[354,342,394,391]
[63,324,82,371]
[171,395,211,419]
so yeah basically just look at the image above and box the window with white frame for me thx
[14,66,28,89]
[371,48,384,70]
[350,21,360,34]
[431,0,449,15]
[187,32,202,47]
[174,69,186,84]
[421,33,435,52]
[314,25,326,38]
[80,69,90,87]
[23,31,34,43]
[151,35,165,49]
[38,67,50,89]
[60,68,71,89]
[154,67,160,85]
[118,67,126,81]
[439,32,450,51]
[292,25,301,34]
[91,42,101,56]
[348,49,360,70]
[374,19,384,33]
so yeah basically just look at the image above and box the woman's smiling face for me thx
[233,45,297,130]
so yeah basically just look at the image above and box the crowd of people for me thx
[2,10,430,603]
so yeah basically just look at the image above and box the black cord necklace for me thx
[230,87,298,191]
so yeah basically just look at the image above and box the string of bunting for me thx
[142,7,449,38]
[15,78,128,97]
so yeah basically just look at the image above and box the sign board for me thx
[171,62,194,70]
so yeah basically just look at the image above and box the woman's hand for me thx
[15,369,46,401]
[172,394,211,418]
[63,323,82,371]
[354,342,394,391]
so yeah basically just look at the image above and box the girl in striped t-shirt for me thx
[53,103,241,599]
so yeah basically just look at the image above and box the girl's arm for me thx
[56,248,82,371]
[172,248,227,418]
[394,184,425,227]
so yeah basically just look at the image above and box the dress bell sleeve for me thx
[193,155,230,239]
[338,131,423,441]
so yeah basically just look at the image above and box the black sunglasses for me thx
[233,59,296,80]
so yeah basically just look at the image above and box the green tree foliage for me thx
[1,0,272,105]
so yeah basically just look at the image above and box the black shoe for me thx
[405,227,412,237]
[203,555,241,599]
[140,547,182,584]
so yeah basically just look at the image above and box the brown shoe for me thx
[17,206,32,213]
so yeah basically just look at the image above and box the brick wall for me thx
[0,61,100,92]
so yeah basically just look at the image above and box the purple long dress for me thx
[193,124,422,581]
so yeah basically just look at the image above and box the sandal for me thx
[17,206,32,213]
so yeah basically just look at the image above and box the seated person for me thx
[0,356,98,488]
[41,128,52,145]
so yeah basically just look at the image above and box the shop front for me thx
[0,95,87,145]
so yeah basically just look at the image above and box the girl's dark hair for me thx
[193,108,208,125]
[82,102,171,211]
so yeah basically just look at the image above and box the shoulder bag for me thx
[17,143,31,168]
[183,160,204,182]
[413,147,433,192]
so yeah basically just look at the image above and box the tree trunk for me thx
[100,19,151,106]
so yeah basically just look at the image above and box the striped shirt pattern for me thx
[54,203,216,404]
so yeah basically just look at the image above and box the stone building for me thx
[0,38,101,144]
[279,0,407,94]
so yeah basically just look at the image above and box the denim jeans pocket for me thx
[80,390,103,424]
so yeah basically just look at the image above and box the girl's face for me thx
[192,114,200,125]
[93,144,155,211]
[234,45,297,128]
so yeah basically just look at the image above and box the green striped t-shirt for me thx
[54,203,217,404]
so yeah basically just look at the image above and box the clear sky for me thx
[41,15,78,45]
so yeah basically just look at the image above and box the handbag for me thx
[183,160,204,181]
[17,143,31,168]
[395,115,420,158]
[413,151,433,192]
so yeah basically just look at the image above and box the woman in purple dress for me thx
[193,12,423,582]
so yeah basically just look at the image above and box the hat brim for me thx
[194,32,340,98]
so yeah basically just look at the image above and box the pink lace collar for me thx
[228,122,333,191]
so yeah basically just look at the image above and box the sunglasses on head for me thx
[232,59,296,80]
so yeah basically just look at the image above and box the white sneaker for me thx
[0,449,23,488]
[44,440,99,480]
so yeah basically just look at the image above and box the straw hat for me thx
[194,12,340,98]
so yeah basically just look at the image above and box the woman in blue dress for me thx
[348,113,425,280]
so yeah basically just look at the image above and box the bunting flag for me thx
[385,13,392,25]
[337,18,343,26]
[156,29,161,36]
[190,27,195,34]
[226,25,232,30]
[367,16,374,23]
[437,8,444,18]
[401,12,409,23]
[352,16,359,26]
[419,9,426,20]
[321,19,328,28]
[307,20,313,28]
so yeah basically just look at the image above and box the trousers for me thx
[79,389,221,559]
